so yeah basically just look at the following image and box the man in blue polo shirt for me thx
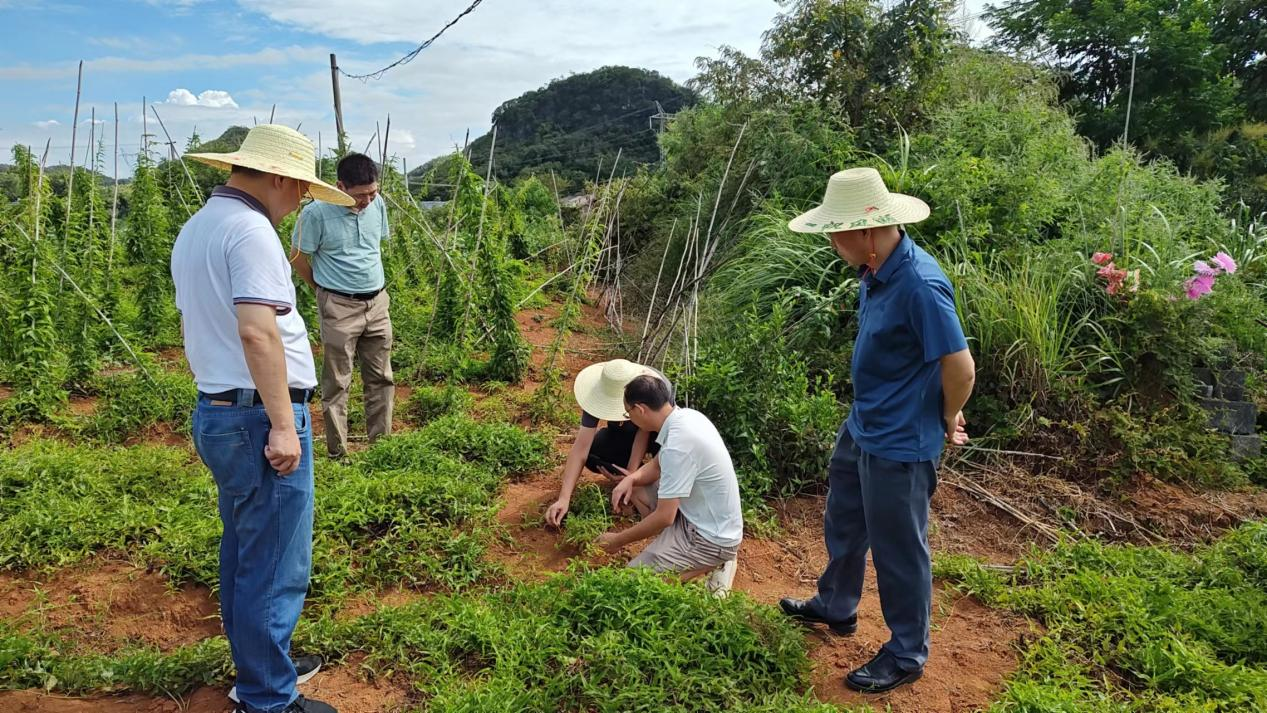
[293,153,393,459]
[778,168,976,694]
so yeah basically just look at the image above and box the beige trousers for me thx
[316,287,394,457]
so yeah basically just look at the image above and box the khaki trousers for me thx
[316,287,394,457]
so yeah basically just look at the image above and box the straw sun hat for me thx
[185,124,353,206]
[573,359,654,422]
[788,167,929,233]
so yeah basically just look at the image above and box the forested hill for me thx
[418,65,697,191]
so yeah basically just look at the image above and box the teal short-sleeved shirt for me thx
[295,195,389,293]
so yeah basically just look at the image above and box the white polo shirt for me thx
[171,187,317,394]
[655,407,744,548]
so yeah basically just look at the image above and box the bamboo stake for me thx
[375,120,383,165]
[65,60,83,240]
[85,107,95,250]
[381,114,391,165]
[35,140,50,245]
[637,217,678,362]
[149,104,200,215]
[108,102,119,276]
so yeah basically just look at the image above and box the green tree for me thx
[987,0,1248,156]
[691,0,960,144]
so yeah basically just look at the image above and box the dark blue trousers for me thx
[813,422,937,671]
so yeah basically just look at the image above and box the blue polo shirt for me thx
[295,195,389,293]
[846,233,968,463]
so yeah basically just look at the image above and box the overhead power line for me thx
[339,0,486,81]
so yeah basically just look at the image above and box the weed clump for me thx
[939,522,1267,710]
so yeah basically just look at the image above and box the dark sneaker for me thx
[233,695,337,713]
[778,597,858,635]
[229,654,324,703]
[844,649,923,693]
[285,696,338,713]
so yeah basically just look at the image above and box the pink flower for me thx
[1091,252,1113,266]
[1185,273,1216,300]
[1098,263,1128,295]
[1194,260,1220,277]
[1213,251,1238,274]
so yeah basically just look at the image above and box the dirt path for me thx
[488,465,1033,712]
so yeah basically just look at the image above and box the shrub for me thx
[361,414,552,479]
[680,307,844,500]
[403,383,473,425]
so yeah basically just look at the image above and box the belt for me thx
[322,286,383,301]
[199,387,313,406]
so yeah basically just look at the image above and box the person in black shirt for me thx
[544,359,673,527]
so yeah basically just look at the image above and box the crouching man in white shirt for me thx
[596,375,743,594]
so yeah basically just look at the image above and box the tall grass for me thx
[708,206,856,357]
[947,248,1118,420]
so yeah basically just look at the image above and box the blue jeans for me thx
[193,395,314,713]
[813,422,937,671]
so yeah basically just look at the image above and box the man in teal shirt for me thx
[293,153,393,458]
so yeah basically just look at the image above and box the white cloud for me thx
[90,35,154,51]
[34,119,60,129]
[80,118,107,125]
[163,88,240,109]
[0,45,329,81]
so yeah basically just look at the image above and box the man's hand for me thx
[611,476,636,512]
[595,532,621,553]
[945,411,969,446]
[266,424,302,474]
[545,498,570,528]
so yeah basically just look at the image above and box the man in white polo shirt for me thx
[596,375,743,594]
[174,125,352,713]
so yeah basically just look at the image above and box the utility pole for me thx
[330,53,347,156]
[649,100,673,165]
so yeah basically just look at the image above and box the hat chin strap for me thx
[289,180,305,263]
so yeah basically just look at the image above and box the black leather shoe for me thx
[845,649,923,693]
[778,597,857,635]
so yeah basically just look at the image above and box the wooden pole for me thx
[269,103,276,124]
[381,114,391,166]
[376,120,383,165]
[85,107,95,243]
[65,60,84,238]
[330,53,347,156]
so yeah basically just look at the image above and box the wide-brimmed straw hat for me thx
[573,359,654,422]
[185,124,353,206]
[788,167,929,233]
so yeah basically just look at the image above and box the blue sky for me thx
[0,0,992,176]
